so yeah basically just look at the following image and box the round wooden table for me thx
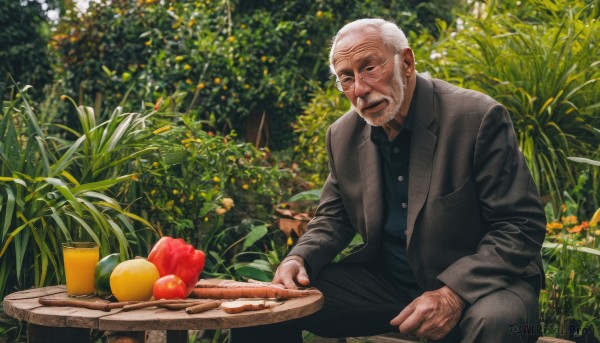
[3,285,324,343]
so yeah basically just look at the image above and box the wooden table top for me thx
[3,285,324,332]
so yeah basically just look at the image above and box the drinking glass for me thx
[62,242,99,297]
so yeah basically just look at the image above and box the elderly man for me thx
[232,18,546,342]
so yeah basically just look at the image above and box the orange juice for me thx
[62,242,99,296]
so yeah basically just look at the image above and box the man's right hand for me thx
[272,255,310,289]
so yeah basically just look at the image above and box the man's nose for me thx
[352,77,371,98]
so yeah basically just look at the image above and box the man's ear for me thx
[402,48,415,76]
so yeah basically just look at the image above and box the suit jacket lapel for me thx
[407,76,438,244]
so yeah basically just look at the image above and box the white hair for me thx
[329,18,410,76]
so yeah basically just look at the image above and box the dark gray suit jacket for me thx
[289,75,546,304]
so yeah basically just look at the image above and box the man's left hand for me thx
[390,285,466,340]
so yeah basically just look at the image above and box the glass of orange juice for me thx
[62,242,99,297]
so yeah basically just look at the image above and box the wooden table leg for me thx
[166,330,188,343]
[27,323,91,342]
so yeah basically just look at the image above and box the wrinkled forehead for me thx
[332,27,389,73]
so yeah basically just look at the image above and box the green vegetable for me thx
[94,253,120,297]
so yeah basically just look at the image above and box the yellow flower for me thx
[173,189,179,195]
[213,176,220,183]
[561,215,578,225]
[242,184,249,190]
[175,55,185,62]
[145,40,151,46]
[60,95,68,101]
[185,78,193,84]
[188,19,196,27]
[261,56,267,62]
[214,77,221,85]
[184,64,191,70]
[197,82,206,90]
[216,207,227,215]
[222,198,234,210]
[316,10,323,17]
[152,161,159,167]
[204,217,209,222]
[131,174,139,181]
[189,194,194,201]
[150,189,157,196]
[243,84,250,89]
[228,36,235,43]
[306,39,311,45]
[287,236,294,246]
[546,221,563,231]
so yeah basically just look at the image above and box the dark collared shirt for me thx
[370,115,420,297]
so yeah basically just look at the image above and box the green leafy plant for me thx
[292,87,350,187]
[426,0,599,208]
[542,198,600,340]
[0,86,156,301]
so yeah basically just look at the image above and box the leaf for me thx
[101,65,114,77]
[542,242,600,257]
[71,175,135,194]
[49,207,72,241]
[45,178,83,215]
[288,189,322,202]
[242,224,268,250]
[233,264,271,282]
[567,157,600,166]
[1,186,16,239]
[48,135,86,177]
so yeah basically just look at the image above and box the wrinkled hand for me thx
[272,255,310,289]
[390,286,465,340]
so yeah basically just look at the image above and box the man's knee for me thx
[460,286,539,342]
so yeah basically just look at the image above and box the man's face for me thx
[332,29,406,127]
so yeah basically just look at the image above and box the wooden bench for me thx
[309,333,576,343]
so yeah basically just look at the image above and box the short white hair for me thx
[329,18,410,76]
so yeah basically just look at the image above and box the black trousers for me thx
[230,261,540,343]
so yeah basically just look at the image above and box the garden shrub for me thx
[292,87,350,188]
[0,0,55,101]
[0,88,156,301]
[51,0,464,150]
[423,0,600,210]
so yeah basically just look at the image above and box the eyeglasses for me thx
[334,52,397,93]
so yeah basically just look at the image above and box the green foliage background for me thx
[1,0,599,341]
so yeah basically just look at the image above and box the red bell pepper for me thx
[147,236,205,296]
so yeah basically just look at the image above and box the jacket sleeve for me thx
[287,126,358,279]
[436,105,546,304]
